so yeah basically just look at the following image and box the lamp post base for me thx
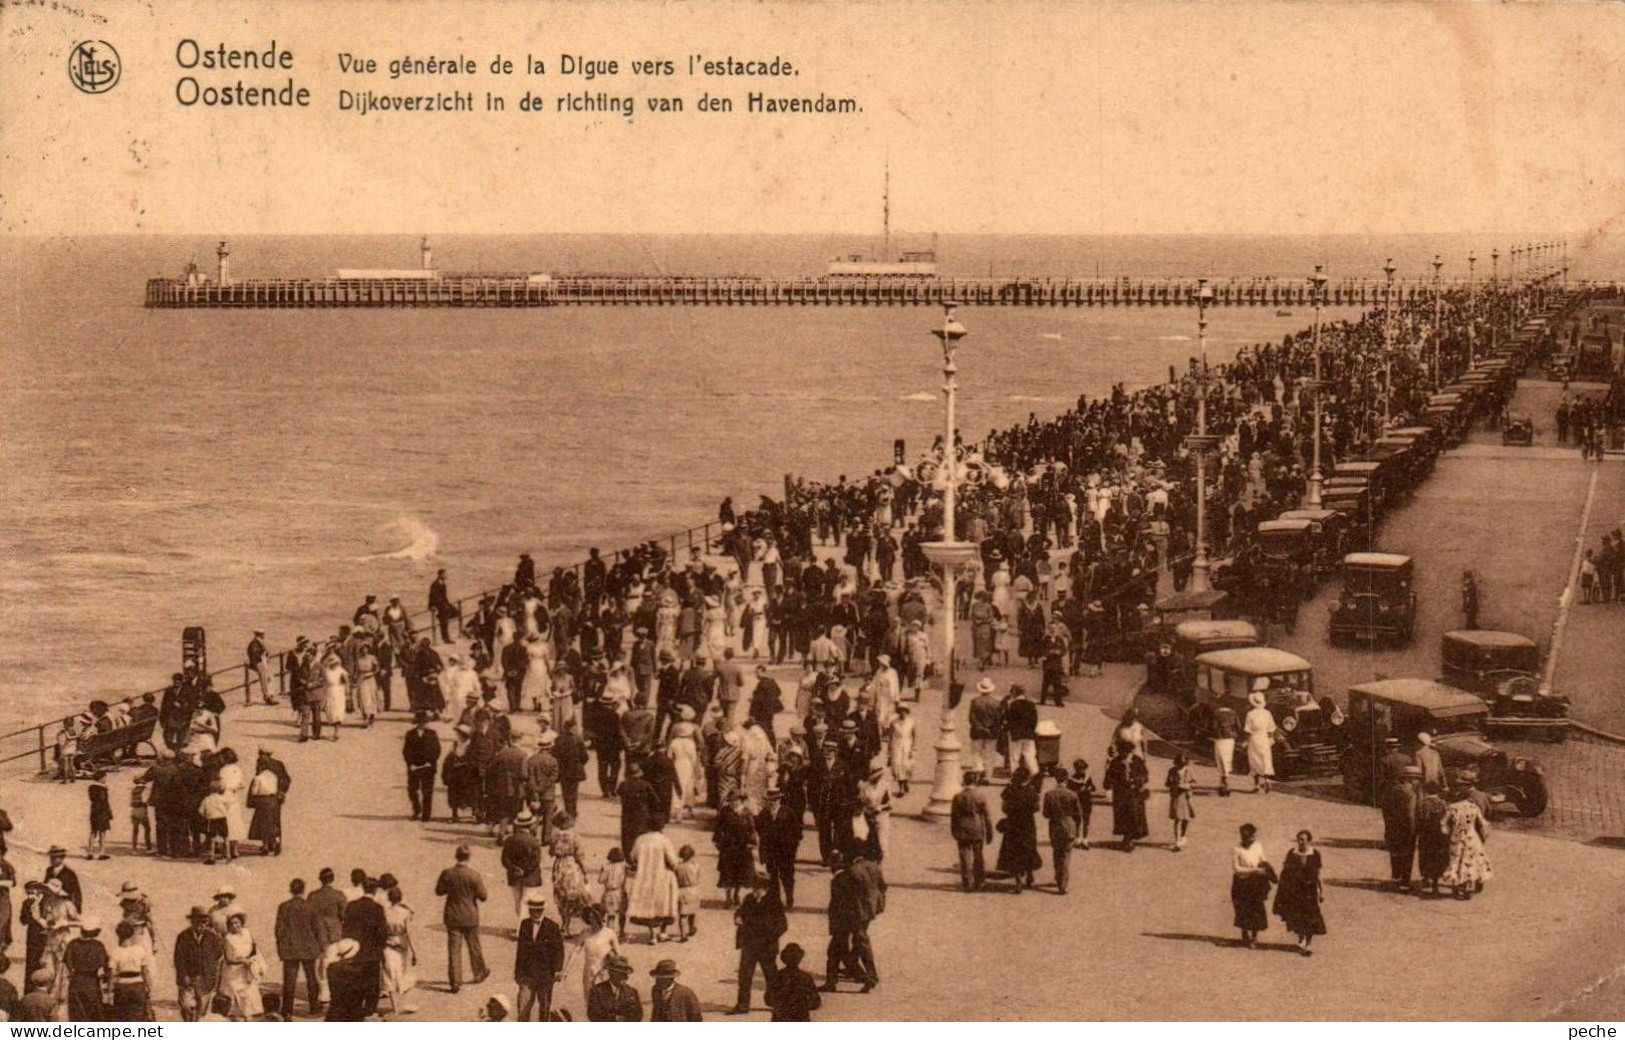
[922,712,963,816]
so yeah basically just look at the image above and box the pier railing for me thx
[0,513,748,776]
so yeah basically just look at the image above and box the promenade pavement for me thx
[7,622,1625,1022]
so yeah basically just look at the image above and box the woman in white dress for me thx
[321,653,349,736]
[216,749,249,860]
[1243,690,1277,793]
[493,611,519,670]
[218,911,264,1018]
[990,563,1014,621]
[740,720,776,816]
[624,826,682,944]
[521,591,544,640]
[519,635,552,713]
[601,663,634,714]
[666,706,701,819]
[655,588,681,659]
[747,587,769,658]
[702,596,729,662]
[353,645,379,726]
[578,907,620,1006]
[381,888,417,1015]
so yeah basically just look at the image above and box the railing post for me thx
[243,664,251,706]
[38,725,46,774]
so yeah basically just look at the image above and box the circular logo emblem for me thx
[69,40,120,94]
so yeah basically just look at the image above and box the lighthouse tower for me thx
[216,241,231,285]
[420,236,432,271]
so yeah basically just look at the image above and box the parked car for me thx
[1188,647,1343,779]
[1342,678,1549,815]
[1254,518,1317,598]
[1439,629,1568,740]
[1501,413,1534,446]
[1151,618,1260,700]
[1276,507,1349,577]
[1328,552,1416,646]
[1319,486,1373,546]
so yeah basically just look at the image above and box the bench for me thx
[63,717,160,773]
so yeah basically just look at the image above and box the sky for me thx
[4,0,1625,237]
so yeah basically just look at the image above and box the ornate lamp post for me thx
[1431,255,1444,387]
[1490,248,1501,356]
[1305,266,1328,507]
[1382,259,1396,430]
[1187,280,1218,592]
[921,302,974,817]
[1467,252,1477,371]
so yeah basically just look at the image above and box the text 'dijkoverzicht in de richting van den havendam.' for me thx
[172,39,865,120]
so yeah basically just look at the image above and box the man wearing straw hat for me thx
[173,905,223,1021]
[501,810,545,926]
[514,896,563,1022]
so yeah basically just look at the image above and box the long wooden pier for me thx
[143,273,1532,309]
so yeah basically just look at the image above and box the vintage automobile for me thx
[1188,647,1343,779]
[1151,618,1260,700]
[1381,426,1441,477]
[1254,518,1317,598]
[1424,395,1469,449]
[1276,507,1349,576]
[1501,413,1534,446]
[1439,629,1569,740]
[1547,355,1575,382]
[1318,485,1373,547]
[1328,552,1416,645]
[1341,678,1549,815]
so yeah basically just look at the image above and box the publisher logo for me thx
[69,40,121,94]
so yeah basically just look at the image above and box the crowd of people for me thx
[1,280,1580,1023]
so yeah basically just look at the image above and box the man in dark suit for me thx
[428,569,456,644]
[949,771,993,891]
[765,943,822,1022]
[553,721,587,819]
[341,878,390,1017]
[173,906,224,1021]
[1041,765,1084,894]
[1003,685,1040,777]
[759,789,803,907]
[847,850,885,989]
[822,854,871,993]
[402,713,442,822]
[586,953,642,1021]
[275,878,323,1018]
[616,762,658,857]
[435,845,489,993]
[43,847,80,912]
[306,867,347,1006]
[729,890,785,1015]
[514,897,564,1021]
[501,813,545,925]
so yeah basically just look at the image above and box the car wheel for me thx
[1511,783,1548,817]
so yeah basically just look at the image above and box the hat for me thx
[330,939,361,961]
[214,884,236,899]
[877,653,891,666]
[840,718,858,732]
[227,910,248,925]
[1416,731,1433,746]
[650,959,680,978]
[1247,691,1267,709]
[413,710,433,724]
[454,724,472,736]
[604,953,633,975]
[79,916,102,935]
[515,809,535,825]
[45,880,65,896]
[782,942,806,966]
[29,968,54,986]
[187,905,211,923]
[678,705,696,721]
[537,730,557,747]
[526,896,547,910]
[976,677,995,694]
[253,629,265,636]
[486,994,513,1017]
[119,881,143,900]
[47,845,66,857]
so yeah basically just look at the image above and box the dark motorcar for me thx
[1277,508,1349,577]
[1189,647,1343,779]
[1501,413,1534,446]
[1328,552,1416,646]
[1254,518,1316,599]
[1319,486,1374,547]
[1158,618,1260,700]
[1342,679,1549,816]
[1141,589,1235,694]
[1440,629,1568,740]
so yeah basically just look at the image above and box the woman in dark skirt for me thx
[1230,823,1275,948]
[62,918,108,1021]
[712,794,758,907]
[1103,741,1149,852]
[1414,783,1451,896]
[1272,829,1326,955]
[441,727,481,822]
[996,768,1043,892]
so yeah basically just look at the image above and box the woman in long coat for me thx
[1017,597,1046,667]
[995,768,1043,892]
[520,636,552,713]
[712,795,757,907]
[1272,829,1325,955]
[440,728,480,822]
[969,591,997,668]
[627,825,683,943]
[1231,823,1275,947]
[1440,788,1493,899]
[666,707,701,819]
[1103,742,1150,851]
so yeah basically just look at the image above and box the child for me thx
[130,774,153,853]
[598,847,627,941]
[55,718,80,784]
[1165,753,1195,851]
[199,780,231,865]
[86,771,112,860]
[674,845,701,942]
[1065,758,1096,851]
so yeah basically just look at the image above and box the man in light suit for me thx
[949,771,993,892]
